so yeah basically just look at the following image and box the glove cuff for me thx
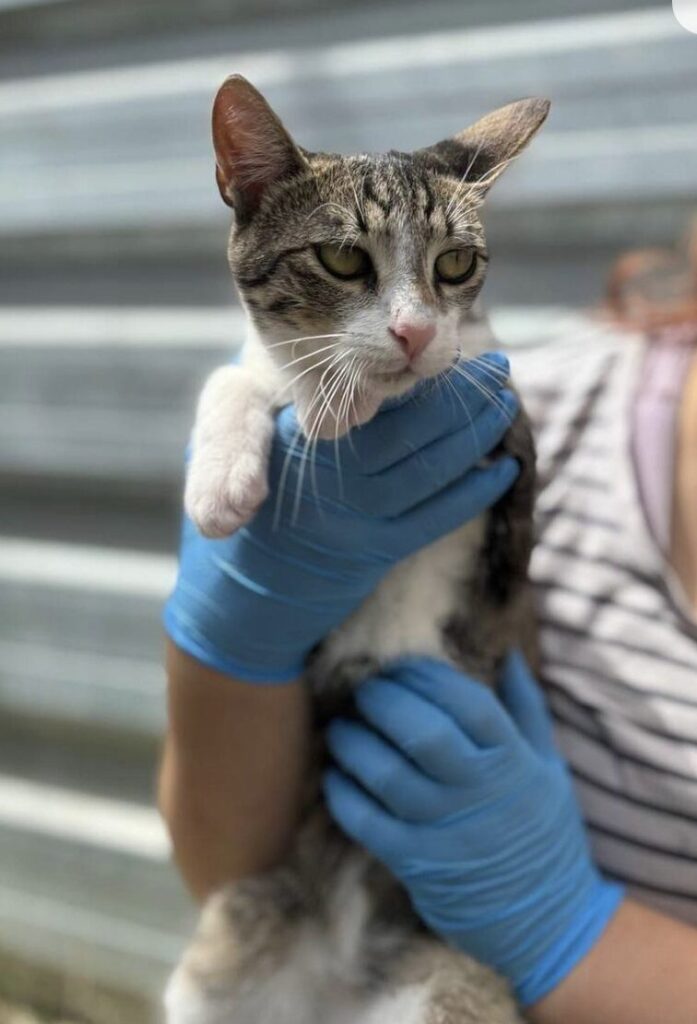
[163,604,305,684]
[515,877,625,1008]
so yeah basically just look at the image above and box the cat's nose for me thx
[389,321,437,362]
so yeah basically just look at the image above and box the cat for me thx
[166,75,549,1024]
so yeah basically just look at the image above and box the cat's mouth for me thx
[292,356,447,440]
[372,367,418,385]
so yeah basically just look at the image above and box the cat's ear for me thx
[212,75,308,219]
[421,97,550,194]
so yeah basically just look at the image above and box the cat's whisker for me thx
[293,356,350,523]
[334,402,349,481]
[320,357,353,504]
[441,366,473,419]
[306,354,351,510]
[271,351,345,529]
[297,407,324,517]
[447,188,484,223]
[308,381,339,513]
[275,360,336,529]
[462,354,516,409]
[348,359,368,457]
[441,370,479,449]
[305,200,356,225]
[466,354,510,388]
[307,360,345,503]
[279,362,335,527]
[348,358,365,421]
[331,355,357,487]
[307,355,346,509]
[265,332,347,351]
[450,154,517,223]
[344,358,364,454]
[445,138,486,218]
[273,419,305,532]
[451,361,506,407]
[277,341,341,374]
[336,355,356,438]
[271,350,341,404]
[343,159,367,226]
[450,363,513,422]
[475,154,516,190]
[338,228,357,254]
[448,200,479,226]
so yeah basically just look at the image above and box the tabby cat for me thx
[166,75,549,1024]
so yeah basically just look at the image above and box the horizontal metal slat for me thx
[1,9,695,236]
[0,305,575,483]
[0,777,193,1003]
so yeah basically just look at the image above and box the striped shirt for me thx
[511,319,697,927]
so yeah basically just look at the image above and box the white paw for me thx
[165,971,229,1024]
[185,447,269,539]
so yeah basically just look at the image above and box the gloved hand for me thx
[324,653,624,1007]
[164,353,518,682]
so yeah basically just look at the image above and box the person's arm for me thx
[530,899,697,1024]
[158,642,310,901]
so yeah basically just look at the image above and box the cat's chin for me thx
[297,389,384,440]
[299,378,431,439]
[293,366,433,439]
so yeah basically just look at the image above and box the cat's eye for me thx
[435,249,477,285]
[316,243,372,280]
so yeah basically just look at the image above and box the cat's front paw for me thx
[185,447,269,538]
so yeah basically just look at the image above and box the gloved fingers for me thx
[396,457,519,551]
[326,719,461,822]
[347,352,510,473]
[270,362,515,514]
[354,677,478,783]
[322,767,412,862]
[358,390,518,518]
[499,650,559,760]
[385,657,517,749]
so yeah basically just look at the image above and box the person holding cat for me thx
[162,316,697,1023]
[161,77,697,1024]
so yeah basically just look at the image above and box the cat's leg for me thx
[165,868,320,1024]
[165,863,524,1024]
[360,939,524,1024]
[184,364,275,538]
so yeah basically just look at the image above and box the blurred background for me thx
[0,1,696,1021]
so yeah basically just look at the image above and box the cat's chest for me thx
[313,515,486,683]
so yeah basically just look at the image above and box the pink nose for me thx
[389,320,437,362]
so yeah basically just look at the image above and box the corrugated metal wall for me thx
[1,1,695,1019]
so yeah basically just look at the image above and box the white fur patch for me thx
[165,855,434,1024]
[360,983,432,1024]
[317,518,485,679]
[166,955,432,1024]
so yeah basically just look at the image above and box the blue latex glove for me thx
[324,653,624,1007]
[164,353,519,682]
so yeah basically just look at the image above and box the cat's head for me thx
[213,76,549,437]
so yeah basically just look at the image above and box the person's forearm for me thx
[529,899,697,1024]
[158,640,311,901]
